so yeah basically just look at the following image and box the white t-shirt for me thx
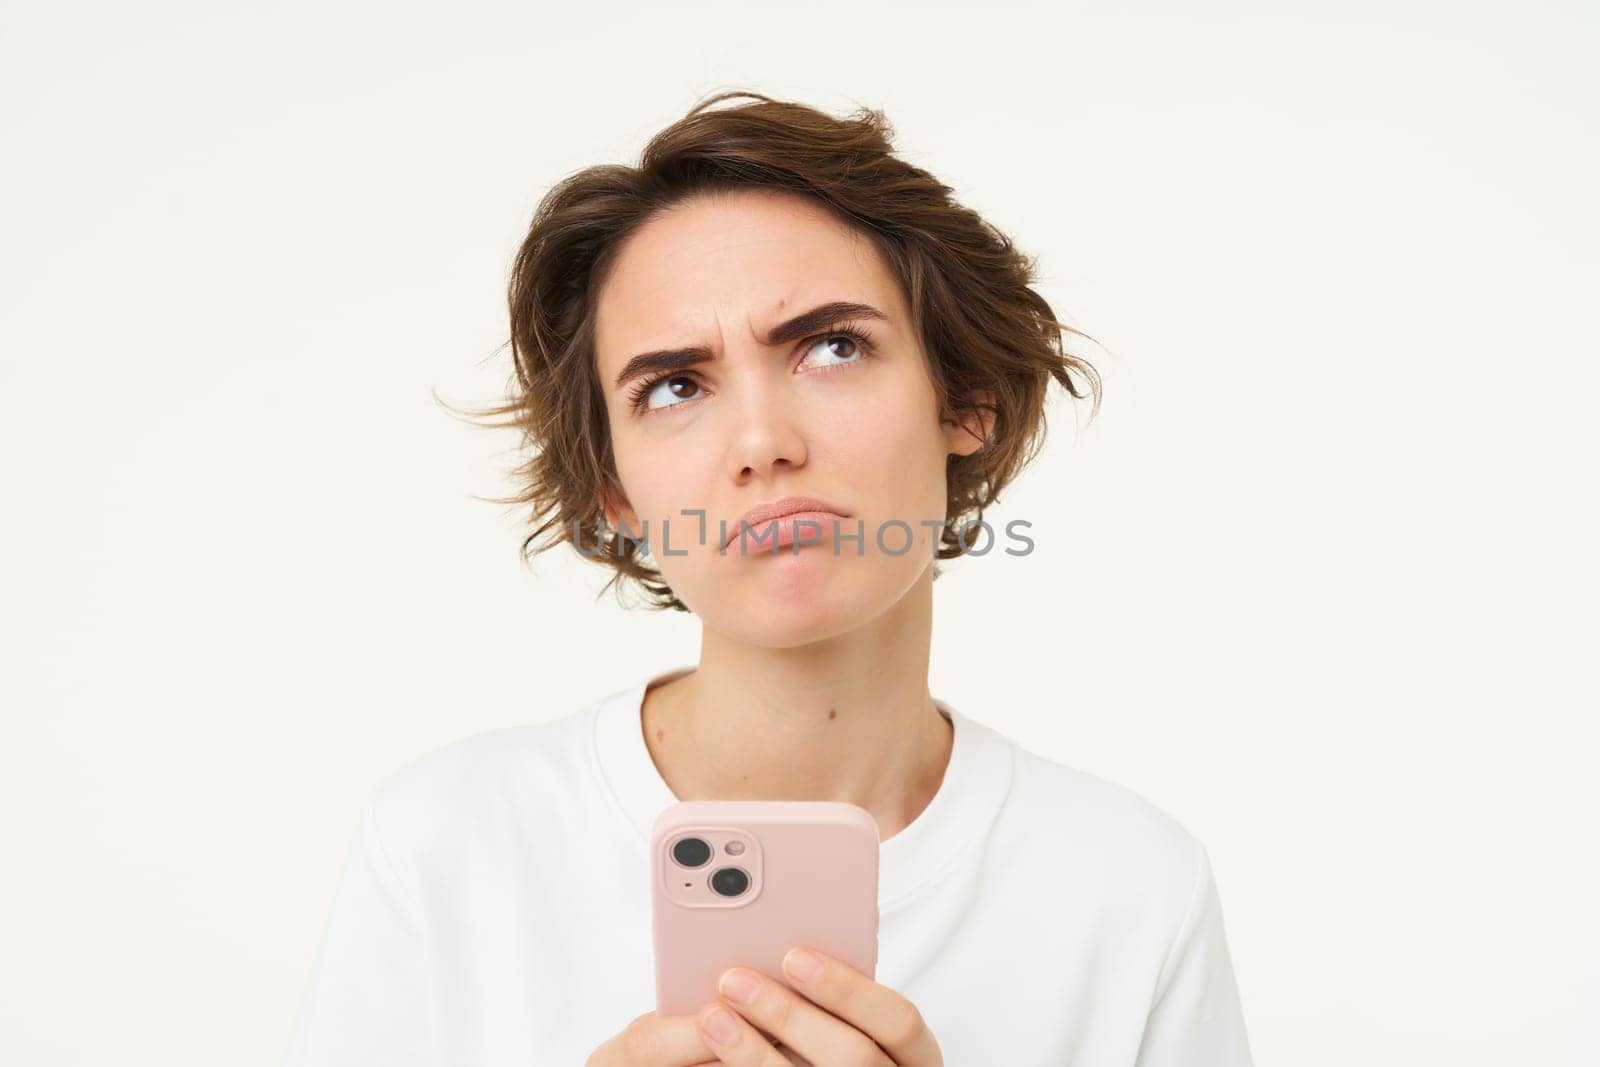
[284,665,1253,1066]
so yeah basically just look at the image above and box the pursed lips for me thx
[724,497,849,549]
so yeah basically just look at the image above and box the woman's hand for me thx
[584,1009,724,1066]
[694,946,943,1066]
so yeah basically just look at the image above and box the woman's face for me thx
[593,188,987,646]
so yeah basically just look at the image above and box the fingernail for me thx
[783,947,823,982]
[700,1004,738,1046]
[718,967,761,1005]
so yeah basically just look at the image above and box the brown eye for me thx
[633,374,702,413]
[663,377,698,401]
[800,330,872,371]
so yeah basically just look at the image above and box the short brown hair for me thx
[444,89,1102,612]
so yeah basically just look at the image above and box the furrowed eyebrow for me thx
[610,300,888,390]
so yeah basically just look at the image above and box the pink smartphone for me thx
[650,799,880,1017]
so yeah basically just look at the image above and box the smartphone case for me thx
[650,799,880,1016]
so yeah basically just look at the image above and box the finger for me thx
[695,1001,791,1066]
[780,946,941,1065]
[597,1009,724,1066]
[713,965,891,1066]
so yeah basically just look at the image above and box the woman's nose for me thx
[722,363,808,480]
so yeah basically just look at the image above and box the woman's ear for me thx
[943,389,997,458]
[599,483,638,532]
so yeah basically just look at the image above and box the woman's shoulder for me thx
[359,697,606,854]
[987,723,1211,896]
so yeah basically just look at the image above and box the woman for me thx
[285,91,1253,1067]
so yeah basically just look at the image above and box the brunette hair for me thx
[443,89,1102,612]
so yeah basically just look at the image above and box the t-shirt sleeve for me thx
[1134,840,1254,1067]
[283,799,433,1067]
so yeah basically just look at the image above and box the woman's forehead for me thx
[594,194,900,365]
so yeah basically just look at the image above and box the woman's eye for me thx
[800,332,868,370]
[638,375,701,412]
[632,330,872,415]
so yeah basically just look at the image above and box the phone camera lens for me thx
[710,866,750,897]
[671,837,712,868]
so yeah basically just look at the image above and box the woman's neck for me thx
[639,572,954,842]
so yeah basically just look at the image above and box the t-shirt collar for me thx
[589,663,1014,913]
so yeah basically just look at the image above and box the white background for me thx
[5,1,1596,1063]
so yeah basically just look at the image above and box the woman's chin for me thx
[743,543,862,591]
[711,560,882,643]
